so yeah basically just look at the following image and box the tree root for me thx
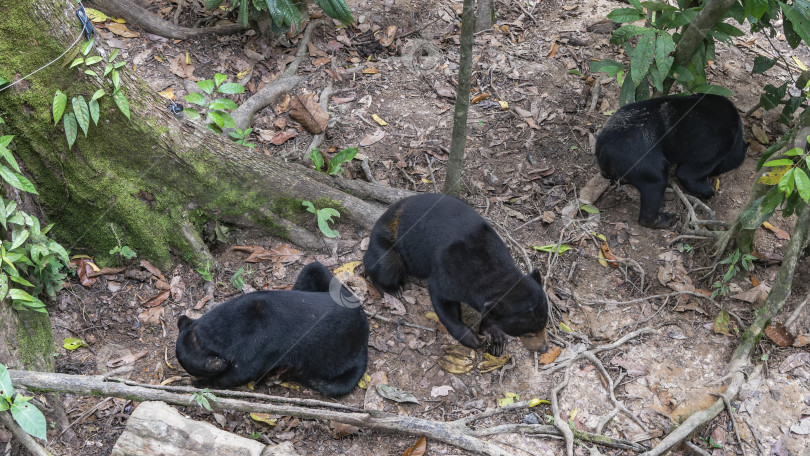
[87,0,245,40]
[9,370,649,455]
[584,291,744,328]
[232,20,328,130]
[640,196,810,455]
[544,328,656,456]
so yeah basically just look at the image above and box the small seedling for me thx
[302,200,340,238]
[191,389,217,411]
[308,147,358,176]
[109,245,136,260]
[197,261,213,282]
[229,128,256,148]
[231,266,245,291]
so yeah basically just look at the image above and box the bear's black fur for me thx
[595,94,747,228]
[175,262,368,397]
[363,193,549,356]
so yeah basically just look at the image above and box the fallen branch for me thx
[640,197,810,455]
[9,369,648,455]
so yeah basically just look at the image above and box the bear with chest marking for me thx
[363,193,549,356]
[595,94,747,228]
[175,262,368,397]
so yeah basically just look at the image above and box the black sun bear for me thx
[595,94,747,228]
[175,262,368,397]
[363,193,549,356]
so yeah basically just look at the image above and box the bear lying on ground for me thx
[363,193,549,356]
[175,262,368,397]
[595,94,747,228]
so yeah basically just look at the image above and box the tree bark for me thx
[444,0,475,196]
[0,0,400,270]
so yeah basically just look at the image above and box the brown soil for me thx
[11,0,810,455]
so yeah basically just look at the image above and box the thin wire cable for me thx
[0,31,84,94]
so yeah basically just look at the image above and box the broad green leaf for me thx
[302,200,316,213]
[794,168,810,202]
[109,48,119,62]
[205,0,224,10]
[84,55,103,65]
[0,166,36,194]
[111,69,121,90]
[760,83,787,110]
[619,70,636,106]
[208,111,225,128]
[219,112,236,129]
[589,59,625,77]
[317,208,340,238]
[579,204,600,214]
[784,16,803,48]
[53,91,67,125]
[72,96,90,137]
[183,108,201,119]
[780,2,810,46]
[69,57,84,68]
[103,63,113,77]
[81,37,95,56]
[83,69,98,77]
[0,136,11,149]
[184,92,206,106]
[113,90,130,119]
[64,113,78,147]
[327,147,358,175]
[214,73,228,87]
[9,229,28,251]
[641,1,677,11]
[692,84,734,96]
[532,244,572,254]
[745,0,769,20]
[0,362,12,398]
[654,32,675,77]
[779,168,796,197]
[231,266,244,290]
[197,79,215,95]
[763,158,795,167]
[91,89,105,101]
[758,165,790,185]
[0,142,20,173]
[607,7,645,23]
[9,289,36,302]
[314,0,354,25]
[63,337,89,350]
[217,83,245,94]
[0,202,6,230]
[89,99,99,126]
[752,56,778,74]
[209,98,238,110]
[10,397,47,440]
[46,240,70,265]
[113,61,126,69]
[266,0,303,31]
[309,149,325,171]
[0,273,7,302]
[714,23,745,37]
[630,30,656,86]
[610,24,648,44]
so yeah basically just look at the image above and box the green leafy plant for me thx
[676,242,694,254]
[62,337,89,350]
[183,73,245,134]
[532,244,572,255]
[229,128,256,148]
[302,200,340,238]
[712,249,757,298]
[231,266,245,291]
[308,147,358,175]
[0,364,47,440]
[197,260,214,282]
[0,136,70,313]
[205,0,353,33]
[54,41,130,147]
[191,388,217,411]
[109,245,136,260]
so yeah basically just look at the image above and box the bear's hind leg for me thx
[676,165,715,200]
[636,180,677,228]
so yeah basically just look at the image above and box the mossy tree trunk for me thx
[0,0,410,272]
[0,0,410,370]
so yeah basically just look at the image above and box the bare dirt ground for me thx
[9,0,810,455]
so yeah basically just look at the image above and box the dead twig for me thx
[424,153,440,193]
[584,291,744,328]
[365,311,437,333]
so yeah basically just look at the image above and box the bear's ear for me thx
[530,269,543,285]
[177,315,194,331]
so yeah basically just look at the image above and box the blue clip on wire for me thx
[75,3,95,40]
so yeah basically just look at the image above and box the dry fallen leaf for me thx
[360,129,386,147]
[376,384,419,404]
[383,293,406,316]
[107,22,139,38]
[312,57,332,66]
[379,25,398,47]
[471,93,490,104]
[763,221,790,240]
[794,334,810,347]
[371,113,388,126]
[168,54,197,80]
[270,129,298,145]
[289,93,328,134]
[402,436,427,456]
[140,259,167,282]
[546,41,559,58]
[71,258,98,287]
[438,345,475,374]
[599,242,618,268]
[778,352,810,373]
[157,89,175,100]
[477,353,510,373]
[275,94,291,114]
[194,294,212,310]
[143,290,170,308]
[250,413,278,426]
[765,323,795,347]
[87,266,125,278]
[362,67,380,74]
[539,346,562,364]
[137,306,164,325]
[170,276,185,301]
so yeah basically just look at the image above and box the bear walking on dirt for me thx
[363,193,549,356]
[595,94,747,228]
[175,262,368,397]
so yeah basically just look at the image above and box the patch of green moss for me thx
[15,310,54,372]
